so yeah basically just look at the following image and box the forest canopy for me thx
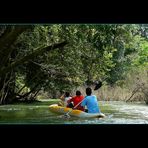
[0,24,147,104]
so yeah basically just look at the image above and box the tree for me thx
[0,24,147,104]
[0,25,68,104]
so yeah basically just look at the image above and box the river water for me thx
[0,100,148,124]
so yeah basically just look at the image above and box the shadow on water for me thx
[0,100,148,124]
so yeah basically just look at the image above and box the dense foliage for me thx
[0,24,147,104]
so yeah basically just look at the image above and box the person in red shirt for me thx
[67,90,85,111]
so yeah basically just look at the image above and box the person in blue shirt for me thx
[81,87,100,113]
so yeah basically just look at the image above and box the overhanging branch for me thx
[0,41,68,77]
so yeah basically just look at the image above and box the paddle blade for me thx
[94,81,102,90]
[63,113,71,119]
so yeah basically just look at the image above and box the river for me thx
[0,100,148,124]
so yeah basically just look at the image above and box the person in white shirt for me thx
[59,92,72,107]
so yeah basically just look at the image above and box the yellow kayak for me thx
[49,104,105,118]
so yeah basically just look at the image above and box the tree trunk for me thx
[0,70,16,104]
[0,51,17,104]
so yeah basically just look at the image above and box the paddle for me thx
[94,81,102,90]
[63,97,85,118]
